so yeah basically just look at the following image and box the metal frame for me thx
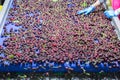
[108,7,120,40]
[112,16,120,40]
[0,0,13,36]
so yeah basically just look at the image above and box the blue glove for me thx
[104,10,118,18]
[77,6,95,15]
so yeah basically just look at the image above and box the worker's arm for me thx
[92,0,101,7]
[104,8,120,18]
[92,0,107,7]
[77,0,103,15]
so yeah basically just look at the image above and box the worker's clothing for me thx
[112,0,120,18]
[99,0,120,18]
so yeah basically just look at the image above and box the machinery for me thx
[0,0,12,35]
[0,0,120,73]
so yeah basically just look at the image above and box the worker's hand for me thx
[77,6,95,15]
[104,10,118,18]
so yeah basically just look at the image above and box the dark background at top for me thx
[0,0,5,5]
